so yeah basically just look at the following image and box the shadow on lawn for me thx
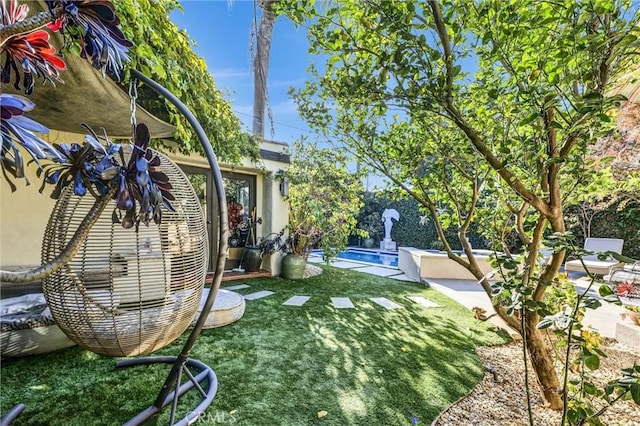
[300,303,495,424]
[0,267,508,425]
[193,269,509,425]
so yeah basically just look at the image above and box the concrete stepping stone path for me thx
[283,296,310,306]
[369,297,401,309]
[223,284,251,291]
[331,297,355,309]
[406,296,439,308]
[353,266,401,277]
[243,290,275,301]
[327,261,364,269]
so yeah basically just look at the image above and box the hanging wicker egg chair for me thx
[41,146,207,357]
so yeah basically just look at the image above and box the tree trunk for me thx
[252,0,276,139]
[525,311,564,409]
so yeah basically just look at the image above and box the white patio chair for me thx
[564,237,624,276]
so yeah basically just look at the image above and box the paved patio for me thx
[307,256,629,339]
[307,255,415,282]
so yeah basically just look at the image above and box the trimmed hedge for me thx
[357,192,639,258]
[566,197,640,260]
[355,192,488,250]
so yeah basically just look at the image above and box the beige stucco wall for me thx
[398,247,494,281]
[1,134,290,268]
[1,131,85,267]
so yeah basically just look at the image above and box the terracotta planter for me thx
[624,310,640,326]
[281,254,307,280]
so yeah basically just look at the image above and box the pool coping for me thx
[311,247,399,270]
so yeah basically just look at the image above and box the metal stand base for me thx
[0,404,25,426]
[1,69,229,426]
[117,356,218,426]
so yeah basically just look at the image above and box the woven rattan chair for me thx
[41,147,208,357]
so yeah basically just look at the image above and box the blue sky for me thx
[170,1,316,145]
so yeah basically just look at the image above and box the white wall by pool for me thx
[398,247,494,281]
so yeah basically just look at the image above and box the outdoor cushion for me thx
[1,293,75,358]
[191,289,245,329]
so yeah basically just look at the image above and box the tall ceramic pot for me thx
[281,254,306,280]
[243,246,263,273]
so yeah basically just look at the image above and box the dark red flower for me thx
[1,0,66,94]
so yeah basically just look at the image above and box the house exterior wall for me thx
[0,134,290,269]
[1,130,83,267]
[169,139,290,239]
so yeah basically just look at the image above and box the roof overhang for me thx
[2,2,175,139]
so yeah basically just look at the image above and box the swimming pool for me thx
[315,248,399,267]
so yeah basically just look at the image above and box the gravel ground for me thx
[433,340,640,426]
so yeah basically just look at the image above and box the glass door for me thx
[178,167,257,271]
[223,172,256,270]
[181,166,216,271]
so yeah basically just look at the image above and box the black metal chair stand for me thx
[115,69,230,425]
[0,404,25,426]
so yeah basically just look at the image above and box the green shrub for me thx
[356,192,489,249]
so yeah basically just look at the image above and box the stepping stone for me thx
[331,297,355,309]
[352,266,400,277]
[407,296,440,308]
[243,290,275,301]
[223,284,250,291]
[370,297,401,309]
[329,261,364,269]
[283,296,310,307]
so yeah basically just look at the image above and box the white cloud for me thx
[270,78,306,89]
[211,68,251,80]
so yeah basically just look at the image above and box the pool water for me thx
[316,248,399,267]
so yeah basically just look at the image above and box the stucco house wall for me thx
[0,132,289,270]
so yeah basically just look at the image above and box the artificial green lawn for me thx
[1,265,509,425]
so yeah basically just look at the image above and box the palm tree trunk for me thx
[252,0,276,139]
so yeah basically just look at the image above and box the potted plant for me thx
[256,231,286,276]
[359,213,383,249]
[240,209,263,273]
[279,142,364,278]
[621,305,640,326]
[275,228,320,280]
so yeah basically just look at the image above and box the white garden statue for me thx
[380,209,400,251]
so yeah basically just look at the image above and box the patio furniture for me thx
[2,9,228,416]
[605,261,640,302]
[606,261,640,284]
[41,146,208,357]
[1,292,75,358]
[563,237,624,275]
